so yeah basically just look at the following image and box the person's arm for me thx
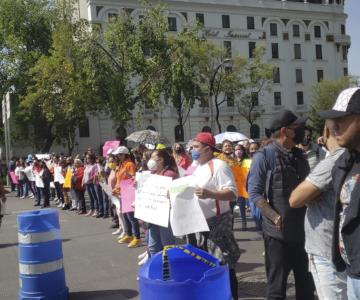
[247,152,281,227]
[195,188,236,201]
[289,180,321,208]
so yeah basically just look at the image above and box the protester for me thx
[24,160,35,198]
[298,126,325,170]
[248,110,315,300]
[14,160,25,198]
[289,120,347,299]
[146,149,178,256]
[73,159,86,214]
[190,132,240,300]
[39,161,52,208]
[33,160,44,206]
[8,157,16,192]
[172,143,191,173]
[53,156,65,207]
[113,146,141,248]
[318,87,360,299]
[83,153,99,216]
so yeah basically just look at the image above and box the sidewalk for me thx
[0,193,295,300]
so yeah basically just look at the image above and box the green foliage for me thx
[310,76,356,135]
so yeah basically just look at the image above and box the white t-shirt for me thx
[53,165,64,184]
[193,158,237,219]
[24,165,35,181]
[15,166,25,180]
[34,170,44,188]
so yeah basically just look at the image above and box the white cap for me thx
[112,146,129,155]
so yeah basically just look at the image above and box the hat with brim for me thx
[112,146,129,155]
[267,110,307,133]
[319,87,360,119]
[193,132,219,152]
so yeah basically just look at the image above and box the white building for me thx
[10,0,350,156]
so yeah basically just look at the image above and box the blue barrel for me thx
[17,209,69,300]
[139,244,231,300]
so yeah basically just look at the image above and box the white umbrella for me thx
[215,132,248,144]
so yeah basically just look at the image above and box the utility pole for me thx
[2,92,11,186]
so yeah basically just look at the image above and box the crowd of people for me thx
[5,87,360,300]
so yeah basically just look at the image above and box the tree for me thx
[310,76,357,135]
[19,1,103,153]
[233,46,274,129]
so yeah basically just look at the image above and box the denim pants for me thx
[35,186,42,205]
[236,197,247,222]
[17,179,24,197]
[308,254,347,300]
[348,276,360,300]
[123,212,140,239]
[86,183,98,210]
[54,182,64,203]
[95,184,105,214]
[148,224,175,256]
[75,189,86,212]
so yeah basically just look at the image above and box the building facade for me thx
[12,0,348,156]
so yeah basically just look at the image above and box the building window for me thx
[247,16,255,30]
[273,67,280,84]
[293,24,300,37]
[250,124,260,139]
[295,69,303,83]
[174,125,184,142]
[294,44,302,59]
[79,118,90,138]
[271,43,279,59]
[248,42,256,58]
[108,13,118,22]
[202,126,212,133]
[222,15,230,28]
[316,44,323,59]
[341,24,346,35]
[314,25,321,38]
[226,92,234,107]
[317,69,324,82]
[251,92,259,106]
[297,91,304,105]
[342,45,348,61]
[168,17,177,31]
[274,92,282,106]
[344,67,348,76]
[196,13,204,25]
[224,41,232,57]
[227,125,237,132]
[270,23,278,36]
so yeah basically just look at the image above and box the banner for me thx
[120,179,135,213]
[135,173,172,227]
[169,176,209,236]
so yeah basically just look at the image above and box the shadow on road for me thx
[236,262,264,273]
[70,289,138,300]
[0,242,18,249]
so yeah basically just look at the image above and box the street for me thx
[0,193,296,300]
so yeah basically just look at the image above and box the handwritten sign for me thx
[169,176,209,236]
[120,179,135,213]
[135,174,172,228]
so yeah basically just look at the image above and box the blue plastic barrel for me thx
[139,244,231,300]
[17,209,69,300]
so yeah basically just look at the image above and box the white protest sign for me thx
[111,196,121,214]
[169,176,209,236]
[135,173,172,228]
[99,182,113,198]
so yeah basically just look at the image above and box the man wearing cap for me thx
[319,87,360,299]
[190,132,240,299]
[247,110,314,300]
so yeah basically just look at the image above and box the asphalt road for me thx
[0,192,277,300]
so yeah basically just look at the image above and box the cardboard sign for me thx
[120,179,135,213]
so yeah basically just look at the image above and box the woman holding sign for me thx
[191,132,240,300]
[146,149,178,257]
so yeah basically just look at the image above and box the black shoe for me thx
[34,203,40,206]
[110,223,119,229]
[103,214,109,219]
[41,205,49,209]
[62,204,70,210]
[96,213,104,218]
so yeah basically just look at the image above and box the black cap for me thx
[319,87,360,119]
[267,110,307,133]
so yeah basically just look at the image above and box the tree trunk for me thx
[214,96,222,133]
[41,135,56,153]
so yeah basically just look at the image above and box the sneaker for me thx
[92,210,98,217]
[118,235,133,244]
[138,251,148,260]
[86,210,94,216]
[128,238,141,248]
[57,203,63,208]
[138,253,149,266]
[30,195,35,199]
[20,196,25,199]
[112,228,123,235]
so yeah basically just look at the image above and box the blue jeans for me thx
[123,212,140,239]
[17,179,25,197]
[348,276,360,300]
[95,184,108,215]
[86,183,98,210]
[308,254,347,300]
[148,224,175,256]
[35,186,42,204]
[236,197,247,222]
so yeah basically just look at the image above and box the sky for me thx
[345,0,360,77]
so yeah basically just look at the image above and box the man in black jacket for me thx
[320,87,360,299]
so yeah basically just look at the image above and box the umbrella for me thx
[215,132,248,144]
[126,130,161,145]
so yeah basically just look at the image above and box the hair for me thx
[234,144,248,159]
[173,143,186,155]
[222,139,233,147]
[304,126,313,136]
[86,153,96,164]
[271,129,282,139]
[153,149,178,174]
[74,159,83,166]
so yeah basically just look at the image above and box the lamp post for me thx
[208,59,231,134]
